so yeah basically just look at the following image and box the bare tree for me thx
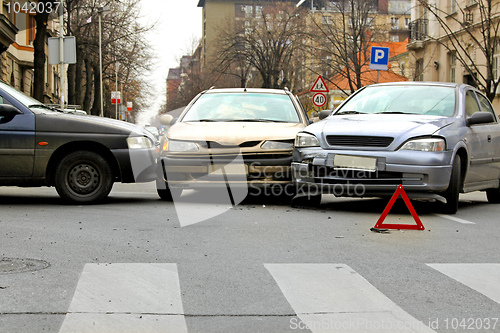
[312,0,382,94]
[213,2,308,89]
[33,0,57,101]
[63,0,155,116]
[415,0,500,101]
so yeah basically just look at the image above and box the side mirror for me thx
[319,110,332,120]
[0,104,23,116]
[467,112,495,126]
[159,114,174,126]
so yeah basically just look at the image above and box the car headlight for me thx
[400,138,445,152]
[126,136,153,149]
[295,133,320,147]
[261,140,294,150]
[163,140,199,152]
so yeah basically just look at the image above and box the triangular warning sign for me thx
[310,75,329,93]
[373,184,425,230]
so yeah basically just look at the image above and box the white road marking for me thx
[59,263,187,333]
[433,214,476,224]
[427,264,500,304]
[265,264,435,332]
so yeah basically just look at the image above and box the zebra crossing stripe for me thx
[427,264,500,304]
[59,263,187,333]
[265,264,435,332]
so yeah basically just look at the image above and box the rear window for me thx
[181,92,300,123]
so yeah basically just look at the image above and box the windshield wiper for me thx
[227,119,288,123]
[335,110,365,115]
[376,111,415,114]
[29,104,62,112]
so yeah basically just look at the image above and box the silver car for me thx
[292,82,500,213]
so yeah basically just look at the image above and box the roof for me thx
[167,68,181,80]
[327,66,408,91]
[203,88,289,95]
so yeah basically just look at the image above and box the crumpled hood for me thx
[167,121,305,145]
[35,112,151,137]
[307,114,456,147]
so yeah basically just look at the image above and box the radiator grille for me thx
[326,135,393,147]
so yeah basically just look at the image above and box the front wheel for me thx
[54,151,114,204]
[441,155,461,214]
[156,180,182,201]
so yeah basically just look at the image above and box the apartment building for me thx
[197,0,411,94]
[0,0,61,103]
[408,0,500,110]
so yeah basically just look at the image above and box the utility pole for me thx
[59,2,64,112]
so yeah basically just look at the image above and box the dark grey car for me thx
[292,82,500,213]
[0,81,157,203]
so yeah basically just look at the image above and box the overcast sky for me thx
[137,0,202,125]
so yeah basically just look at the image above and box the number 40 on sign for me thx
[313,93,327,107]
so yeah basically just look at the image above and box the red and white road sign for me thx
[127,102,133,112]
[310,75,329,93]
[312,93,327,107]
[111,91,121,104]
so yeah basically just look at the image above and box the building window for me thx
[28,14,36,46]
[415,59,424,81]
[391,17,399,29]
[54,73,59,97]
[450,52,456,82]
[321,16,333,25]
[401,62,405,76]
[450,0,457,14]
[404,18,410,28]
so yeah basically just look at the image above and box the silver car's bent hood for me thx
[312,114,456,147]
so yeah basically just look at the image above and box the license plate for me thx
[209,163,248,175]
[333,154,377,171]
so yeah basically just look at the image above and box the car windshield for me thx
[181,92,301,123]
[0,81,50,112]
[337,85,456,117]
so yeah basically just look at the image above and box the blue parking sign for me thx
[369,47,389,70]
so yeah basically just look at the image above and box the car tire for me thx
[486,186,500,203]
[156,180,182,201]
[55,151,113,204]
[442,155,461,214]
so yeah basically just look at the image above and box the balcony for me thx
[408,19,428,50]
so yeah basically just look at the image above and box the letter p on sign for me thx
[369,46,389,70]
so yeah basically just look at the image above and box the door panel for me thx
[0,112,35,177]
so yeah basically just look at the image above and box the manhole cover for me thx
[0,258,50,274]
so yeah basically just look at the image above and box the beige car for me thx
[156,88,310,200]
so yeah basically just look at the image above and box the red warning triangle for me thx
[310,75,329,93]
[373,184,425,230]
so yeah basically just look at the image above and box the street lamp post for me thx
[98,6,110,117]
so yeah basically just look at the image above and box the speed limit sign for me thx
[312,93,327,107]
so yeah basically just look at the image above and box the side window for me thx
[465,90,481,117]
[476,93,498,122]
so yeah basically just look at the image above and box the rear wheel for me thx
[442,155,461,214]
[54,151,113,204]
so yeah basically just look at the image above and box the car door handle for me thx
[488,135,492,142]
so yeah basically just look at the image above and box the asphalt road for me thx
[0,182,499,333]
